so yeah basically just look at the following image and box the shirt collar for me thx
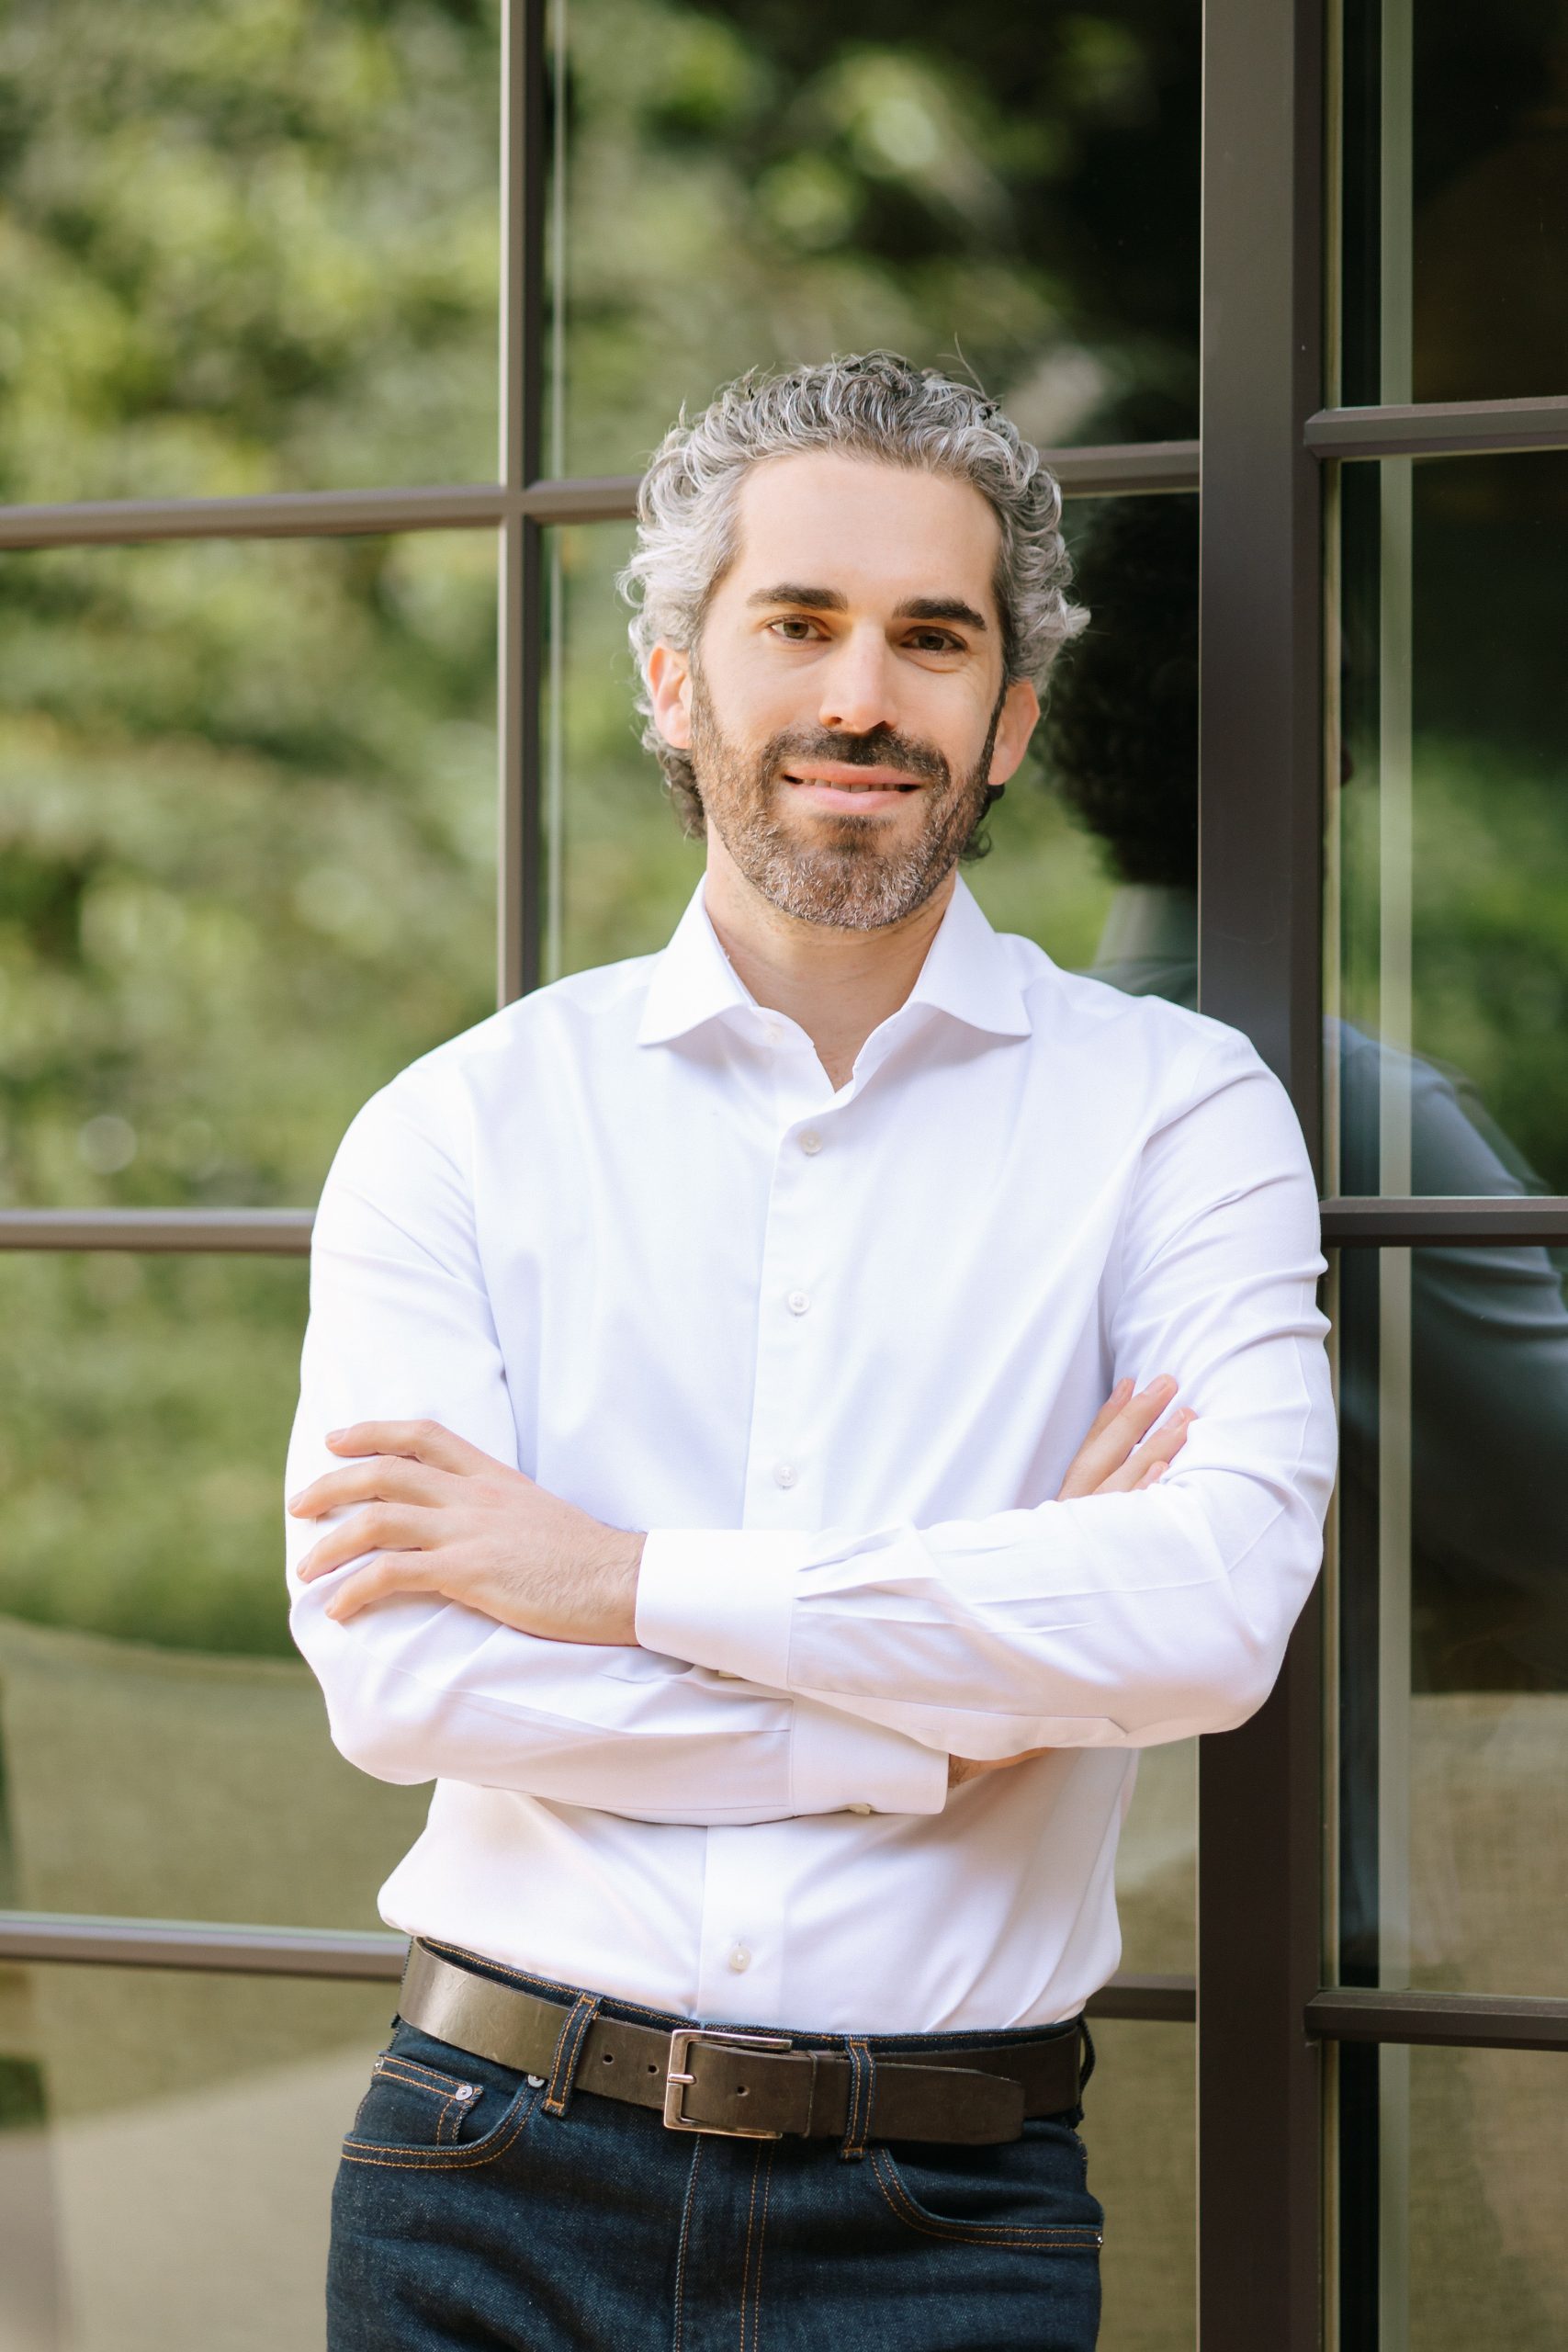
[636,872,1032,1048]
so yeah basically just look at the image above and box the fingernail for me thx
[287,1491,304,1511]
[326,1429,347,1443]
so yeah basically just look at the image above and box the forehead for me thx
[722,450,1003,614]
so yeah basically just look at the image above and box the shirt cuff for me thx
[636,1529,807,1690]
[789,1696,949,1818]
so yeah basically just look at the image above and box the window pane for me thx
[1080,2018,1194,2352]
[0,532,497,1211]
[0,0,500,501]
[1337,2042,1568,2350]
[541,496,1201,988]
[1334,1246,1568,2000]
[542,522,706,981]
[0,1251,427,1928]
[0,1960,390,2352]
[545,0,1201,480]
[1339,0,1568,408]
[1326,452,1568,1194]
[1114,1739,1195,1980]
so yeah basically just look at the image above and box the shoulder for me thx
[1004,929,1277,1103]
[327,948,660,1178]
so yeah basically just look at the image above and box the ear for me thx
[647,641,694,751]
[987,678,1041,786]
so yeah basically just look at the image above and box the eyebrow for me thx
[746,583,988,633]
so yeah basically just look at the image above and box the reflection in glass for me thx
[0,1251,428,1925]
[1340,0,1568,408]
[1336,1242,1568,2002]
[0,533,498,1211]
[0,1962,392,2352]
[1331,452,1568,1195]
[1079,2018,1194,2352]
[0,0,501,501]
[540,514,1116,984]
[1337,2042,1568,2352]
[544,0,1201,479]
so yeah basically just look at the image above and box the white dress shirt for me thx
[285,872,1335,2033]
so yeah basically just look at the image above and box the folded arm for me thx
[286,1077,947,1826]
[636,1035,1338,1757]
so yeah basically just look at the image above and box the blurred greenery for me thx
[544,0,1201,473]
[0,0,1562,1680]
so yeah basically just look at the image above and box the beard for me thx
[686,665,1004,932]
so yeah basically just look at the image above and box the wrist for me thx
[601,1528,646,1645]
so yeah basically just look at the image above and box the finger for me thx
[297,1500,438,1583]
[323,1419,508,1478]
[1080,1378,1134,1443]
[288,1455,453,1520]
[1056,1375,1179,1498]
[321,1552,441,1624]
[1096,1409,1195,1496]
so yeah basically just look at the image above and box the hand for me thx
[288,1419,645,1644]
[947,1374,1193,1790]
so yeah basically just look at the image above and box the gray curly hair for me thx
[616,351,1089,837]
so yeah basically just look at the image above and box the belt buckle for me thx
[662,2027,792,2138]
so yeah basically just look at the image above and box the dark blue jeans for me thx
[327,1959,1103,2351]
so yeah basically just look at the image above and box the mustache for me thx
[760,727,951,789]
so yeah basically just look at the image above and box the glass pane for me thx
[0,1960,391,2352]
[1327,452,1568,1194]
[1337,2042,1568,2350]
[545,0,1201,480]
[543,522,706,980]
[1079,2018,1194,2352]
[0,0,500,501]
[0,1251,428,1928]
[0,532,497,1211]
[1335,1245,1568,2001]
[1114,1740,1195,1980]
[1339,0,1568,408]
[541,497,1200,987]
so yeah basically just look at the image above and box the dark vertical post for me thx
[498,0,546,1004]
[1196,0,1326,2346]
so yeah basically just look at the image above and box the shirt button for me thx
[773,1461,797,1489]
[728,1946,752,1973]
[847,1803,873,1815]
[786,1289,811,1316]
[798,1129,823,1155]
[763,1023,784,1046]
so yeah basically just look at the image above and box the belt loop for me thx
[838,2038,875,2163]
[1077,2016,1096,2098]
[541,1991,602,2120]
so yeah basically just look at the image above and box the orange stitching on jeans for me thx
[672,2134,705,2352]
[375,2056,471,2098]
[841,2038,874,2160]
[868,2148,1104,2250]
[743,2142,775,2352]
[542,1994,598,2118]
[738,2142,764,2352]
[340,2080,543,2174]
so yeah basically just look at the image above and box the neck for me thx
[701,833,955,1090]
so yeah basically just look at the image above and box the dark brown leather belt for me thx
[398,1939,1082,2146]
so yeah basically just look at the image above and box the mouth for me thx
[779,763,927,814]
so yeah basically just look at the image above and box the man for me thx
[284,352,1336,2350]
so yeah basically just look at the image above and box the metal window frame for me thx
[4,2,1568,2341]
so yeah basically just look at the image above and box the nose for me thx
[817,623,900,738]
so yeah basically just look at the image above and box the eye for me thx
[768,616,823,642]
[907,629,964,654]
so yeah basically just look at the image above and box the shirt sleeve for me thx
[636,1032,1337,1758]
[286,1072,948,1826]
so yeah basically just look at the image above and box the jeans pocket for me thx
[341,2019,541,2171]
[870,2116,1105,2251]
